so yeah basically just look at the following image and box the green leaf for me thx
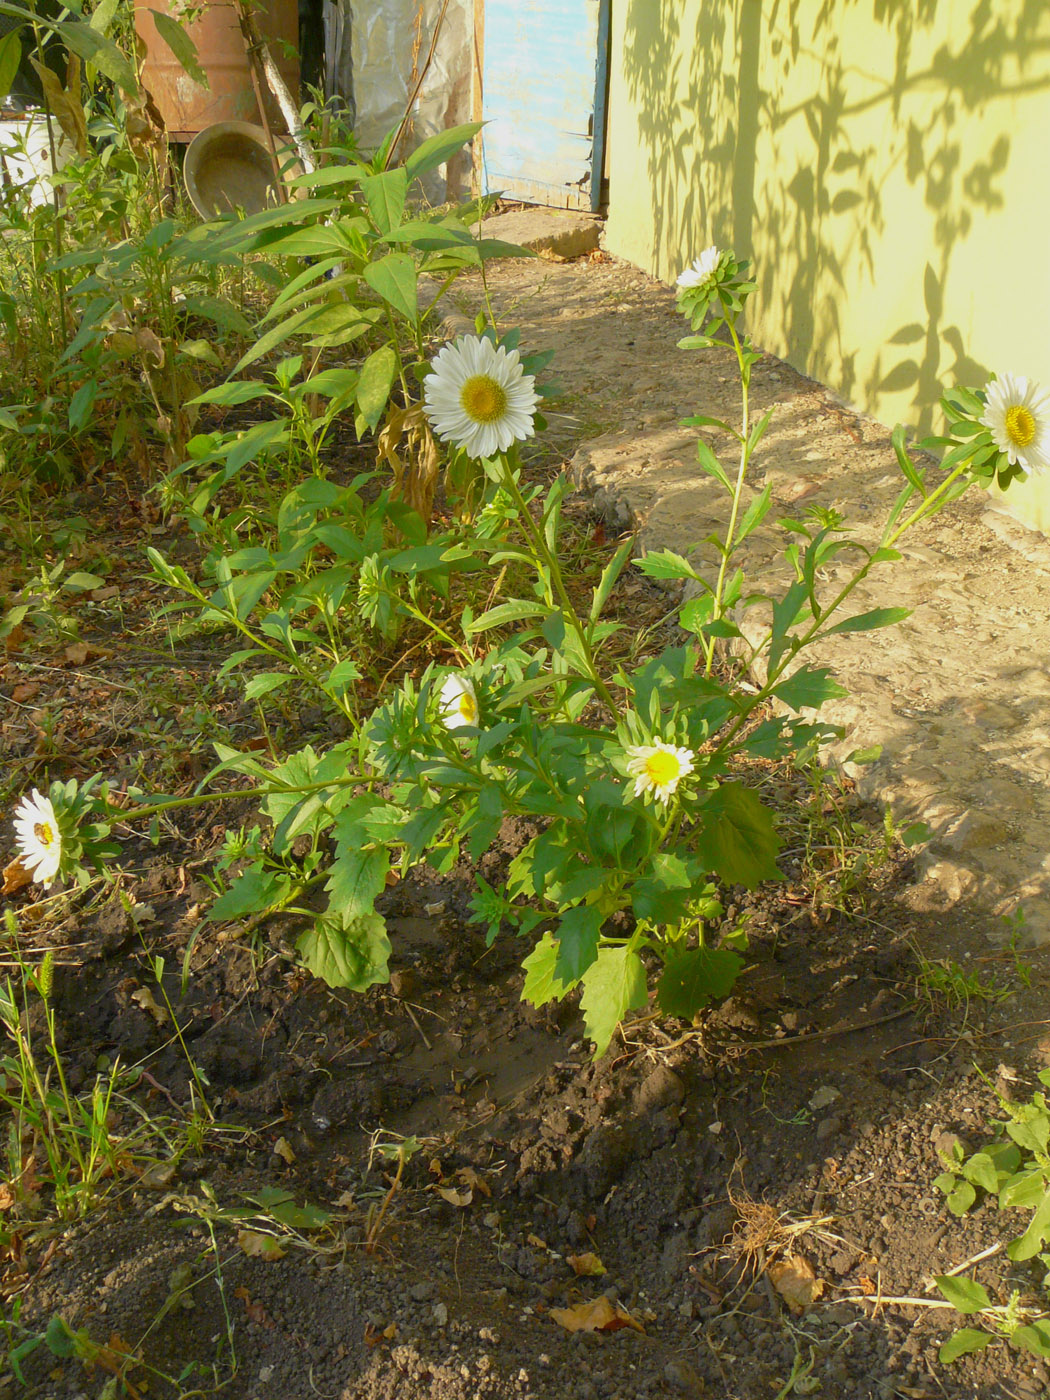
[961,1151,1000,1195]
[242,671,293,701]
[296,912,391,991]
[999,1168,1046,1211]
[733,483,772,547]
[0,31,21,103]
[772,665,849,713]
[405,122,482,182]
[147,8,208,86]
[634,549,699,582]
[946,1178,977,1216]
[934,1275,992,1314]
[63,571,106,593]
[891,423,928,497]
[361,168,409,235]
[657,946,743,1019]
[694,781,781,889]
[190,380,268,408]
[590,537,634,623]
[464,599,546,633]
[325,840,388,918]
[1014,1320,1050,1360]
[1006,1186,1050,1261]
[521,931,577,1007]
[56,18,137,89]
[938,1328,993,1363]
[209,868,288,923]
[253,1185,331,1230]
[553,905,603,984]
[356,344,398,433]
[580,946,647,1059]
[363,252,418,323]
[825,606,911,636]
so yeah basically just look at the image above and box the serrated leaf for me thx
[694,781,781,889]
[657,946,743,1019]
[553,905,602,984]
[325,840,388,919]
[772,665,849,713]
[296,913,390,991]
[580,946,647,1058]
[521,932,576,1007]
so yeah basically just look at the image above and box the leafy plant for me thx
[933,1070,1050,1361]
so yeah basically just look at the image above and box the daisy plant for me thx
[9,247,1037,1059]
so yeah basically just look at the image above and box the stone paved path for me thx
[449,213,1050,945]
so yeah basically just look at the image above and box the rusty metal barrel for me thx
[134,0,300,142]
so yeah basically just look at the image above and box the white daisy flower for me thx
[423,335,539,460]
[676,246,722,290]
[12,788,62,888]
[625,741,696,803]
[438,674,479,730]
[981,373,1050,476]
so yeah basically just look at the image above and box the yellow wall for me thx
[605,0,1050,528]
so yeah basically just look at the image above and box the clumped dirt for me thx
[2,254,1050,1400]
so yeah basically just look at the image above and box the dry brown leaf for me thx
[137,1161,176,1190]
[11,682,39,702]
[136,327,165,367]
[234,1285,275,1326]
[769,1255,824,1313]
[527,1233,548,1250]
[428,1157,444,1178]
[0,1182,15,1212]
[63,642,91,666]
[130,986,169,1026]
[549,1297,645,1334]
[456,1166,491,1197]
[1,857,33,896]
[236,1229,285,1261]
[273,1136,296,1165]
[90,585,120,602]
[436,1185,472,1208]
[29,56,87,156]
[567,1252,606,1277]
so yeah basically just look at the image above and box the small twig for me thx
[934,1241,1005,1283]
[401,998,432,1050]
[743,1007,912,1052]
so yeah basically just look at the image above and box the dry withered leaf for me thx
[0,1182,14,1212]
[456,1166,491,1197]
[567,1252,606,1277]
[63,642,91,666]
[769,1255,824,1312]
[130,987,169,1026]
[273,1136,296,1165]
[137,1161,176,1190]
[549,1297,645,1334]
[1,858,33,896]
[436,1185,472,1208]
[11,682,39,703]
[236,1229,285,1261]
[233,1285,275,1326]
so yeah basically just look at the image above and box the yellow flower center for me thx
[645,750,681,787]
[1005,404,1036,449]
[34,822,55,847]
[458,692,478,723]
[460,375,507,424]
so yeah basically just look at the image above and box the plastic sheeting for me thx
[325,0,473,199]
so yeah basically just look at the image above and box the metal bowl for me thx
[183,120,301,219]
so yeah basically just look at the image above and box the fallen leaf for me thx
[549,1297,645,1334]
[90,585,120,602]
[456,1167,491,1197]
[0,1183,14,1212]
[527,1233,548,1250]
[130,987,169,1026]
[63,642,91,666]
[1,857,33,896]
[436,1186,472,1208]
[236,1229,285,1261]
[233,1285,275,1326]
[769,1256,824,1313]
[137,1161,176,1190]
[11,683,39,702]
[567,1252,606,1277]
[857,1275,877,1295]
[273,1136,296,1165]
[428,1157,444,1178]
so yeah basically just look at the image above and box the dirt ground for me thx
[2,250,1050,1400]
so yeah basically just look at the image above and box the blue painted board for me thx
[481,0,609,211]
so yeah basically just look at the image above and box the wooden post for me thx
[471,0,484,195]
